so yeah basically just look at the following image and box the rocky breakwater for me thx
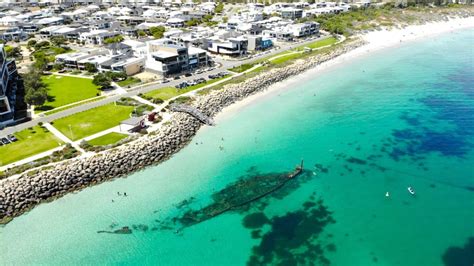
[0,39,365,224]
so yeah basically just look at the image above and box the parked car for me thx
[184,73,192,77]
[173,76,181,80]
[1,137,10,145]
[162,79,170,83]
[7,134,17,142]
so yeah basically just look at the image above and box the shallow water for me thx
[1,29,473,266]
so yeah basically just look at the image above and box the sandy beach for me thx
[215,16,474,123]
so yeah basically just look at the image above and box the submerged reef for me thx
[246,198,336,266]
[442,237,474,266]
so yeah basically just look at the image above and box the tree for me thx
[32,52,50,71]
[103,35,124,44]
[149,26,166,39]
[185,18,201,27]
[215,2,224,13]
[33,40,50,51]
[93,73,112,89]
[23,68,48,106]
[84,63,98,73]
[137,29,147,38]
[50,36,68,47]
[27,39,37,50]
[5,46,22,59]
[222,16,228,23]
[25,88,48,106]
[105,71,127,81]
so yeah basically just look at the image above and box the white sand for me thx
[215,17,474,123]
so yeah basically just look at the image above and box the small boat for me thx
[407,187,415,195]
[385,192,390,197]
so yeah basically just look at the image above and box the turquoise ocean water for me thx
[1,29,473,266]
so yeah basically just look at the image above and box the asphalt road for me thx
[0,35,328,137]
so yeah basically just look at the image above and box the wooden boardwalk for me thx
[169,104,215,126]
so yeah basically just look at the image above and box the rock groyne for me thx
[0,39,365,224]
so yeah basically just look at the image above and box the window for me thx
[0,97,9,114]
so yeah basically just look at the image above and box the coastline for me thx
[215,16,474,123]
[0,16,473,224]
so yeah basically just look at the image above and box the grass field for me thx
[117,77,141,87]
[52,103,134,141]
[296,36,338,51]
[88,132,128,146]
[229,64,254,73]
[36,75,100,112]
[0,126,63,166]
[269,53,303,64]
[144,75,231,100]
[43,96,106,116]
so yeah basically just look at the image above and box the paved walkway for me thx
[44,123,86,154]
[131,95,160,109]
[78,126,126,142]
[53,73,94,79]
[0,146,63,172]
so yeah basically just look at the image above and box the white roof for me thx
[188,46,206,55]
[73,9,89,15]
[37,17,63,25]
[54,27,77,34]
[0,16,20,23]
[86,4,100,10]
[122,39,146,48]
[167,18,184,23]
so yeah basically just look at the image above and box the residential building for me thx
[207,37,248,56]
[280,8,303,20]
[79,29,120,45]
[145,40,209,76]
[0,44,27,128]
[289,22,320,38]
[247,36,273,51]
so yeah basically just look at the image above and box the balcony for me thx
[6,60,16,75]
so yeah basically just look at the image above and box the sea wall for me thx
[0,39,366,223]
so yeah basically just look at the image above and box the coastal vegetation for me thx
[0,144,80,180]
[311,4,469,36]
[52,103,135,141]
[0,126,63,166]
[35,75,101,112]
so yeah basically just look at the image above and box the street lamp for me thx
[68,124,73,140]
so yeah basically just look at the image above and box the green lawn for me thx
[0,126,63,166]
[43,96,106,116]
[144,75,231,100]
[296,36,338,51]
[52,103,134,141]
[117,77,141,87]
[269,53,303,65]
[36,75,100,112]
[229,64,254,73]
[88,132,128,146]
